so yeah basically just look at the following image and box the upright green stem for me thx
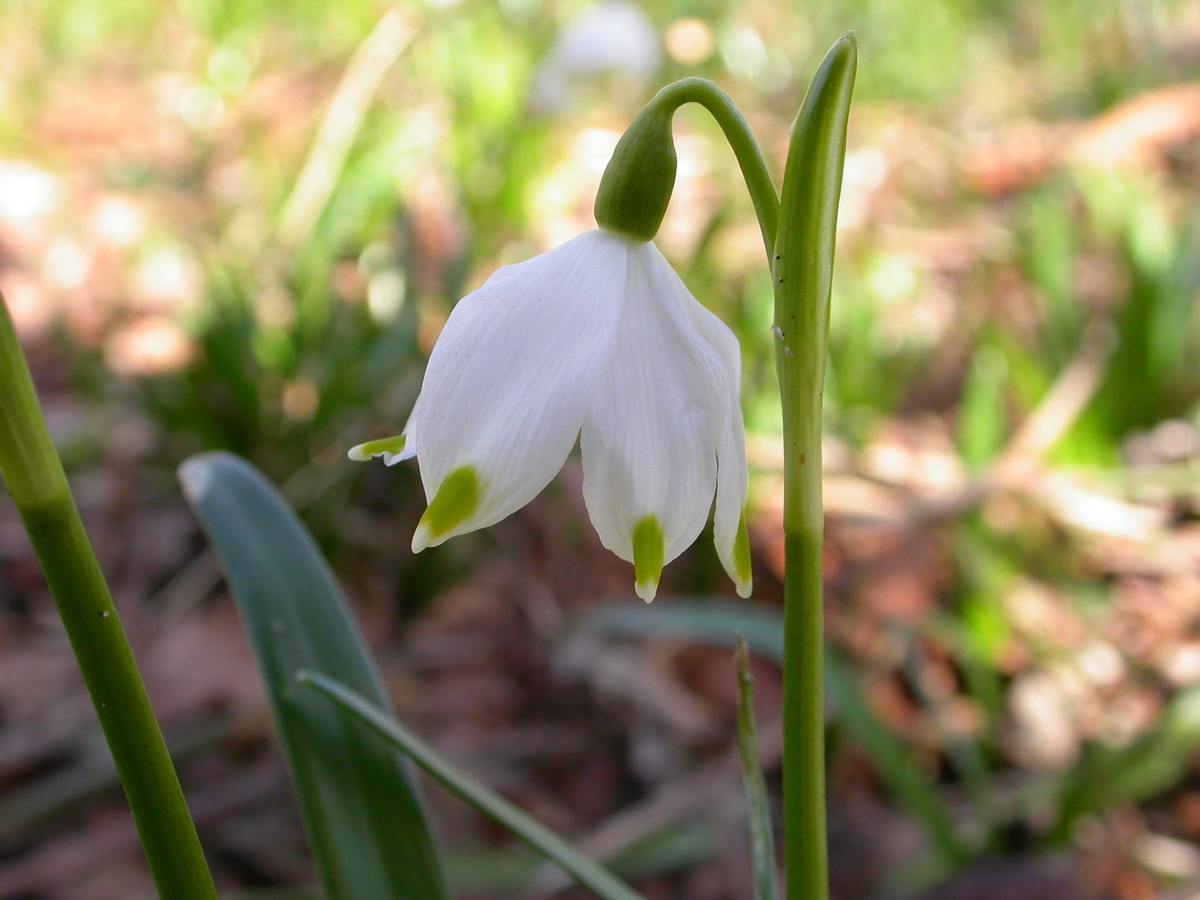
[0,295,218,900]
[622,46,856,900]
[772,36,856,900]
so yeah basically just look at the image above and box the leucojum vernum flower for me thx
[0,37,854,900]
[350,99,751,603]
[350,45,857,896]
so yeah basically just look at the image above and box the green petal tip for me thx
[413,466,481,552]
[632,515,664,603]
[733,510,753,598]
[348,434,407,463]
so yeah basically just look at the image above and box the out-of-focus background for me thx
[0,0,1199,897]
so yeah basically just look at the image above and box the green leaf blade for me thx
[179,451,447,900]
[771,34,857,900]
[735,634,780,900]
[297,670,650,900]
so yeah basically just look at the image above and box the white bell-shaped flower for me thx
[350,229,751,601]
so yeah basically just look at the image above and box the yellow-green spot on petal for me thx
[733,509,752,598]
[632,515,664,603]
[413,465,480,552]
[348,434,406,462]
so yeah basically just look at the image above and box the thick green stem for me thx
[773,36,857,900]
[0,295,218,900]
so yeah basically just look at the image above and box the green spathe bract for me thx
[773,35,857,900]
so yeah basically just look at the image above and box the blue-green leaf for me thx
[179,452,446,900]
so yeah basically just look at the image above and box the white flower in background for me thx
[350,229,750,602]
[530,0,662,113]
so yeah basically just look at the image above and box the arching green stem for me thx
[0,294,218,900]
[610,77,780,257]
[773,36,857,900]
[654,78,780,256]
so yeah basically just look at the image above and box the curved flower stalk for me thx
[352,229,750,602]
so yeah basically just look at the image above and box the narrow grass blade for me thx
[582,601,968,864]
[1053,680,1200,841]
[179,452,446,900]
[297,670,650,900]
[736,634,780,900]
[772,33,858,900]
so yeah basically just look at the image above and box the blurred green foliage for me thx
[2,0,1200,895]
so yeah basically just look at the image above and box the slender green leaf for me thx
[582,601,969,864]
[772,35,856,900]
[296,670,649,900]
[179,452,446,900]
[735,634,780,900]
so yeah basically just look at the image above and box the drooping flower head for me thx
[351,100,751,601]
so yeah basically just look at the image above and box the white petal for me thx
[673,268,751,597]
[580,242,731,599]
[388,392,422,465]
[406,230,628,547]
[713,415,751,597]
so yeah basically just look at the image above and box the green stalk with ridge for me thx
[0,294,218,900]
[600,38,856,898]
[773,37,856,900]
